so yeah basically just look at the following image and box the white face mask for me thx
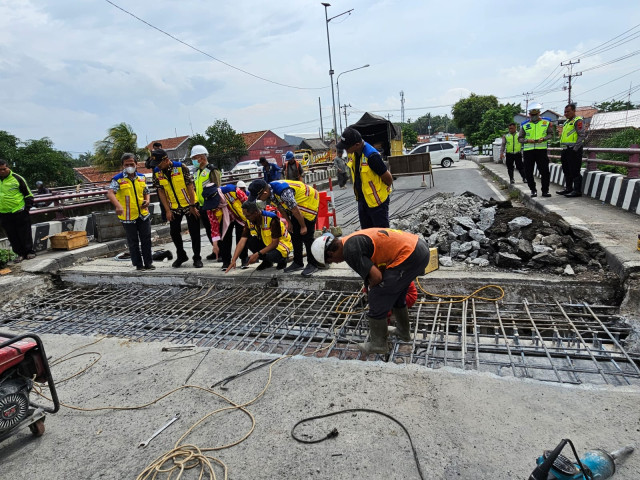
[124,166,136,174]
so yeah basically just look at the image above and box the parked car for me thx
[229,159,261,174]
[408,141,459,168]
[460,146,474,159]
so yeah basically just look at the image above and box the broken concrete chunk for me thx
[533,244,552,254]
[449,241,461,258]
[477,206,496,230]
[541,234,562,247]
[563,264,575,276]
[452,224,467,237]
[439,256,453,267]
[454,216,476,230]
[459,241,474,253]
[508,216,533,230]
[472,257,490,267]
[517,239,534,258]
[468,228,486,242]
[495,252,523,268]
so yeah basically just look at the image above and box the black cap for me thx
[149,149,168,168]
[336,127,362,150]
[201,184,220,210]
[248,179,268,202]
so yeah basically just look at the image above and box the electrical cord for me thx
[291,408,425,480]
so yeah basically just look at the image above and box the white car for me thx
[408,141,460,168]
[230,159,261,174]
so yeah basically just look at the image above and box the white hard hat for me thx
[311,232,335,266]
[190,145,209,158]
[236,180,247,189]
[528,102,543,112]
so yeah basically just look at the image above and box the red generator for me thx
[0,333,59,441]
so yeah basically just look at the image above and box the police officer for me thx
[500,123,526,184]
[557,103,586,197]
[0,159,35,262]
[106,153,153,270]
[150,149,202,268]
[518,103,554,198]
[338,127,393,228]
[248,178,319,276]
[191,144,221,261]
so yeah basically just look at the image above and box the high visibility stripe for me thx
[181,188,190,204]
[125,196,131,221]
[369,181,382,205]
[298,205,318,215]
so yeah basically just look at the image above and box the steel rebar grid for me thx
[1,284,638,386]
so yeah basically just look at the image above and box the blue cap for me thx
[285,151,294,160]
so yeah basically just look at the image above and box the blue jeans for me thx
[121,217,152,267]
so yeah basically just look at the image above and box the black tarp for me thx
[348,112,400,157]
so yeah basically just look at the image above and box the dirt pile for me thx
[391,192,608,275]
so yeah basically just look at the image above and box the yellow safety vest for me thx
[347,143,391,208]
[560,116,583,144]
[154,162,191,209]
[248,212,292,258]
[222,187,248,223]
[504,133,521,153]
[272,180,319,222]
[114,173,149,221]
[523,120,551,151]
[193,167,211,206]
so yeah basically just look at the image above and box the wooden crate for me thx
[49,231,89,250]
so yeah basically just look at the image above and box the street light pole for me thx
[321,3,352,149]
[337,64,370,132]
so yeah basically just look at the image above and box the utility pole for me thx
[522,91,533,113]
[341,104,351,129]
[318,97,324,141]
[561,59,582,105]
[400,90,405,124]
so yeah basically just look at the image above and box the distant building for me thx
[586,108,640,145]
[284,133,318,149]
[514,109,561,125]
[239,130,293,167]
[145,135,191,161]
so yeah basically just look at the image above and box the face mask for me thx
[125,166,136,174]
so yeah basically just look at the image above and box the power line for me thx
[104,0,328,91]
[569,23,640,60]
[580,49,640,72]
[576,66,640,95]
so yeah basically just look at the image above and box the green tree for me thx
[594,128,640,175]
[451,94,499,141]
[191,119,248,171]
[73,151,95,167]
[402,124,418,148]
[13,138,77,187]
[594,100,637,112]
[93,122,147,171]
[470,103,522,146]
[0,130,19,162]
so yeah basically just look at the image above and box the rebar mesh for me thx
[1,284,638,386]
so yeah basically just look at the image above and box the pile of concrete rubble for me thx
[391,192,608,275]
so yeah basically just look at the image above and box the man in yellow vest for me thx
[518,103,555,198]
[500,123,526,184]
[225,201,292,272]
[106,153,153,270]
[311,228,430,355]
[150,149,203,268]
[558,103,586,197]
[191,144,222,261]
[0,158,35,263]
[248,178,319,276]
[338,127,393,228]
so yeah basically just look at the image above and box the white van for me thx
[408,141,460,168]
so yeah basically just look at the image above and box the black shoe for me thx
[144,265,156,270]
[276,259,287,270]
[193,258,204,268]
[240,259,250,269]
[542,192,551,197]
[556,189,570,195]
[206,252,217,260]
[172,253,189,268]
[565,191,582,197]
[522,178,527,183]
[301,264,318,277]
[530,192,537,198]
[256,260,273,271]
[509,179,515,184]
[283,262,304,273]
[136,265,144,271]
[220,263,230,271]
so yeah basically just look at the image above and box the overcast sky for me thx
[2,0,640,155]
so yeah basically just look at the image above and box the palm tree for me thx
[93,122,148,171]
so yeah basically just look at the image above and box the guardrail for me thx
[548,145,640,179]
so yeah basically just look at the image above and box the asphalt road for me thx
[332,159,505,234]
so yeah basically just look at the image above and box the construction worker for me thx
[191,144,222,261]
[236,180,247,194]
[247,178,319,277]
[283,151,304,181]
[0,158,35,263]
[106,153,153,270]
[259,156,281,182]
[519,103,554,198]
[333,148,349,189]
[558,103,586,197]
[311,228,430,355]
[225,201,292,272]
[219,183,249,269]
[337,127,393,228]
[500,123,526,184]
[150,149,203,268]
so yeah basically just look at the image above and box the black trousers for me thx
[0,209,34,257]
[505,153,525,181]
[523,149,550,194]
[169,210,201,260]
[561,147,583,193]
[337,171,348,187]
[358,198,390,229]
[290,216,318,267]
[220,221,247,265]
[246,236,285,263]
[121,217,153,267]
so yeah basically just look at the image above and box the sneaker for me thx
[220,263,230,271]
[530,192,537,198]
[172,253,189,268]
[556,189,570,195]
[509,179,515,184]
[205,252,217,260]
[136,265,144,271]
[256,260,273,271]
[240,259,250,269]
[542,193,552,198]
[276,259,287,270]
[193,258,204,268]
[301,264,318,277]
[565,191,582,197]
[283,262,304,273]
[144,265,156,270]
